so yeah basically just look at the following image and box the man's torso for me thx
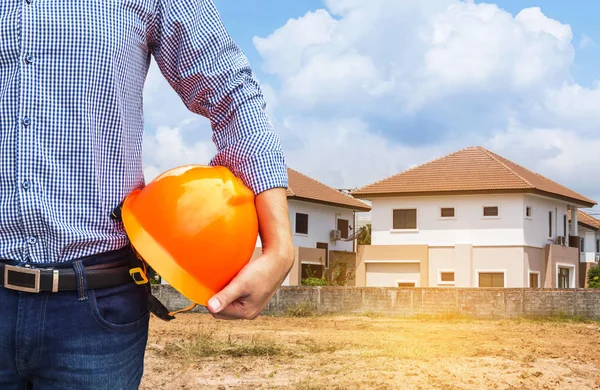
[0,0,156,263]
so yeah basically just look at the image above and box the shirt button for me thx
[24,54,33,64]
[22,181,30,190]
[22,117,30,127]
[28,237,36,244]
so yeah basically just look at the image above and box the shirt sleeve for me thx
[147,0,288,195]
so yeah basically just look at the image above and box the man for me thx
[0,0,294,388]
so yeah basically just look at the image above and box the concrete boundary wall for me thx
[151,285,600,320]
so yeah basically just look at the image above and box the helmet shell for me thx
[121,165,258,306]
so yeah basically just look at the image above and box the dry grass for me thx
[140,313,600,389]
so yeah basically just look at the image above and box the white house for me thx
[571,210,600,287]
[350,146,597,289]
[254,168,371,286]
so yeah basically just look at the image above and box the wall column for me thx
[454,244,473,287]
[571,207,578,237]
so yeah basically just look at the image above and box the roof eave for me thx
[287,196,372,212]
[578,221,599,231]
[351,188,596,208]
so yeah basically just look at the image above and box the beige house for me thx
[253,168,371,286]
[351,146,597,289]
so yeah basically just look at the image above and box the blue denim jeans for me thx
[0,248,150,389]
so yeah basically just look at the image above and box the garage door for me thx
[365,261,420,287]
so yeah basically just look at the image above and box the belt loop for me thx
[73,260,88,301]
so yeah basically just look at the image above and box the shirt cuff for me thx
[210,141,289,195]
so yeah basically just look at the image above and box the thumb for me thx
[206,280,243,313]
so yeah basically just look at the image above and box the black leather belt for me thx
[0,260,139,293]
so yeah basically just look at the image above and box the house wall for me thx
[428,246,527,288]
[472,247,524,287]
[544,244,579,288]
[370,194,526,247]
[428,247,455,287]
[287,200,355,252]
[579,228,598,263]
[522,194,569,248]
[369,193,572,249]
[524,246,545,287]
[356,244,428,287]
[365,263,421,287]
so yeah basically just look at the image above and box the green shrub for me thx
[588,264,600,288]
[301,277,328,286]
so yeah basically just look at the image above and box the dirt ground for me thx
[140,312,600,390]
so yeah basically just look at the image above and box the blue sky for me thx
[143,0,600,208]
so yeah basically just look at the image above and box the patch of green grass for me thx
[158,329,285,359]
[297,337,342,354]
[282,302,321,318]
[516,314,599,324]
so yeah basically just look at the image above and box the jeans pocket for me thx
[88,281,150,331]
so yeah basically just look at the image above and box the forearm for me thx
[254,188,294,270]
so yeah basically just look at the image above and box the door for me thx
[316,242,329,268]
[558,267,570,288]
[529,273,539,288]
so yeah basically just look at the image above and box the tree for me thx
[588,264,600,288]
[357,223,371,245]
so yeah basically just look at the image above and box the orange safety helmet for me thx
[120,164,258,307]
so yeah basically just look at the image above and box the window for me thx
[558,267,570,288]
[548,211,553,238]
[563,215,567,237]
[397,282,415,287]
[440,272,454,282]
[295,213,308,234]
[440,207,455,218]
[483,206,498,217]
[580,237,585,253]
[337,218,349,239]
[529,273,539,288]
[525,206,532,218]
[478,272,504,287]
[301,264,323,279]
[596,239,599,254]
[393,209,417,229]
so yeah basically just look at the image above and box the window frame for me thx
[337,218,349,239]
[294,212,309,235]
[476,270,506,287]
[482,205,500,219]
[438,269,455,285]
[439,207,456,220]
[525,205,532,220]
[529,271,540,288]
[391,208,418,231]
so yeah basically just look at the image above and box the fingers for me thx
[206,278,245,315]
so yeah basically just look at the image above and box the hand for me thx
[206,187,294,320]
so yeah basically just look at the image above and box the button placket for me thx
[18,0,38,261]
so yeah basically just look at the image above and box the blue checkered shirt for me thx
[0,0,287,264]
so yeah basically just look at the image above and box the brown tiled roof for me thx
[570,210,600,231]
[351,146,596,207]
[287,168,371,211]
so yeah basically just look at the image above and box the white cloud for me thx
[578,33,597,50]
[142,126,215,182]
[254,1,575,114]
[141,0,600,208]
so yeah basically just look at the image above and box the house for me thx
[350,146,597,289]
[571,210,600,287]
[253,168,371,286]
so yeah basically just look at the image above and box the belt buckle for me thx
[4,265,41,293]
